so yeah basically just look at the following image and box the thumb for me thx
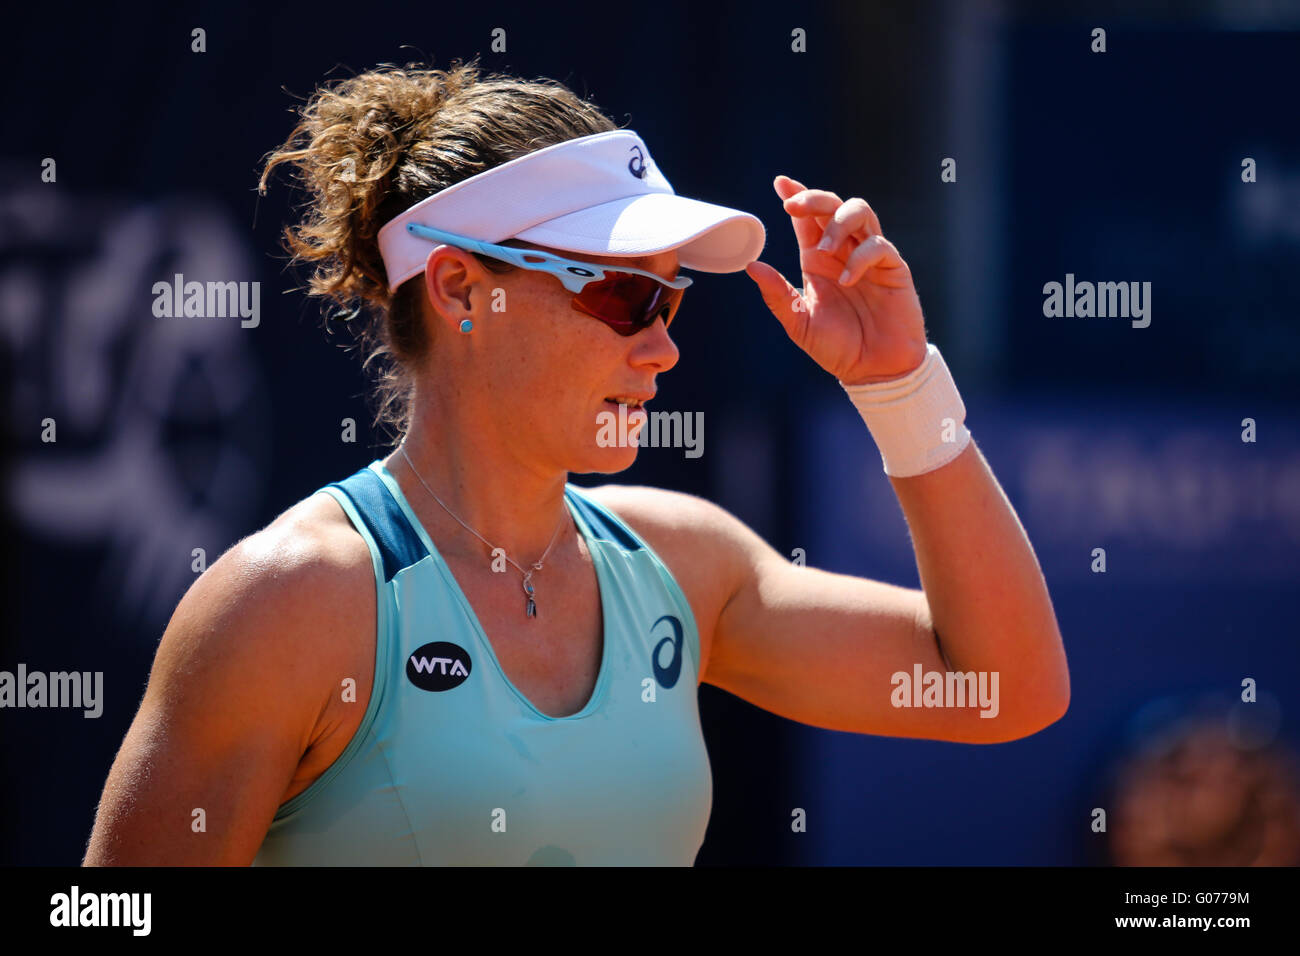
[745,260,808,342]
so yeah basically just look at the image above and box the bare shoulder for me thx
[154,488,374,713]
[188,490,371,627]
[577,485,776,672]
[84,489,375,864]
[579,483,773,569]
[229,489,372,591]
[580,483,737,540]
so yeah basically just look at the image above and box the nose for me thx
[630,315,680,373]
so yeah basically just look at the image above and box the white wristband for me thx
[840,343,971,477]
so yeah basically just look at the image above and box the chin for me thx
[572,409,647,474]
[571,441,641,476]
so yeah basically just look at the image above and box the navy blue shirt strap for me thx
[327,467,429,582]
[565,485,645,552]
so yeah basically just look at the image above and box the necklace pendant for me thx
[522,572,536,618]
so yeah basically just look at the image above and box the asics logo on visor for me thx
[628,145,647,180]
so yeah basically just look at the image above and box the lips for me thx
[603,393,654,409]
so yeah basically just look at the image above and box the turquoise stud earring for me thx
[459,319,473,333]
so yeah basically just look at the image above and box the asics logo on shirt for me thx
[407,641,473,692]
[651,614,684,689]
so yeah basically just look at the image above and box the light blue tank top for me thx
[252,460,712,866]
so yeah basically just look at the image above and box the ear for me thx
[421,245,479,331]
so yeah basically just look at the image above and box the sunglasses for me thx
[405,222,692,336]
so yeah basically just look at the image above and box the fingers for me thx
[838,234,911,287]
[781,185,847,242]
[773,176,897,284]
[774,173,806,194]
[797,195,881,249]
[776,178,884,256]
[823,196,881,246]
[745,260,808,343]
[774,175,824,251]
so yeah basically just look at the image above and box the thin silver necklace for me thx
[398,444,566,619]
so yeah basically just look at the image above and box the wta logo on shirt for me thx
[407,641,473,692]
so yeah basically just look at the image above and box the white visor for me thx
[376,129,766,293]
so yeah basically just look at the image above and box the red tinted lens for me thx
[572,273,682,336]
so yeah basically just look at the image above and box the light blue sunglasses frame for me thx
[404,222,694,294]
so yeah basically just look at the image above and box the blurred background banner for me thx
[3,0,1298,865]
[783,395,1300,864]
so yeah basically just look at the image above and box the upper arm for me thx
[699,508,952,737]
[83,499,373,866]
[590,485,1016,743]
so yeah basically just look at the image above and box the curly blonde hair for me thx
[257,57,618,440]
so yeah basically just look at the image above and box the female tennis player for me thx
[83,60,1069,866]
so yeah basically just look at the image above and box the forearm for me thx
[889,439,1070,730]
